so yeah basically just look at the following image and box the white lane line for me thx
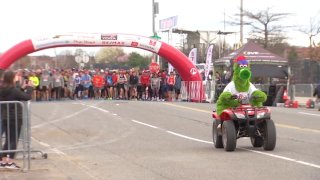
[166,131,212,144]
[241,148,320,169]
[87,105,109,113]
[166,130,320,169]
[131,120,159,129]
[298,112,320,117]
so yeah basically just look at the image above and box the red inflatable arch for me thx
[0,33,201,82]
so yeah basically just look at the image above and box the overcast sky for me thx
[0,0,319,56]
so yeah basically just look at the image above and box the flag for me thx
[188,48,197,65]
[168,63,174,73]
[205,45,213,80]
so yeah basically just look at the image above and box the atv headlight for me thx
[257,112,266,119]
[234,113,245,119]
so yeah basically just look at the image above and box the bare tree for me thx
[243,7,291,48]
[299,14,320,59]
[228,7,290,48]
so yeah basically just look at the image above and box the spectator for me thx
[174,73,182,101]
[215,71,221,84]
[0,70,31,169]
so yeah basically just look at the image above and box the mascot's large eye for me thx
[242,65,248,68]
[239,65,244,68]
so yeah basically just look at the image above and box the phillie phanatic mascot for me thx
[216,55,267,115]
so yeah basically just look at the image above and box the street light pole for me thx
[152,0,160,65]
[152,0,155,36]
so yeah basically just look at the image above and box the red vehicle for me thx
[212,95,276,151]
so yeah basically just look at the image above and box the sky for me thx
[0,0,319,56]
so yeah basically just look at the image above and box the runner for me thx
[104,71,113,100]
[81,70,92,99]
[92,70,105,99]
[129,70,139,100]
[117,70,127,100]
[39,70,52,101]
[151,73,161,101]
[167,71,176,101]
[111,71,118,99]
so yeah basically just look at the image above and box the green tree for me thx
[95,47,125,64]
[125,52,151,69]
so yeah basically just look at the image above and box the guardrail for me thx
[180,81,202,102]
[0,101,30,171]
[0,101,46,172]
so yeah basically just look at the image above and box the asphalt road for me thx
[1,100,319,180]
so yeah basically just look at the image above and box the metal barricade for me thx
[181,81,202,102]
[0,101,31,172]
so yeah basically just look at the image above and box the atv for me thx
[212,95,276,151]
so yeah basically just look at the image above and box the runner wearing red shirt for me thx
[140,71,151,100]
[167,71,176,101]
[92,71,105,99]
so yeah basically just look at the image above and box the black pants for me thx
[0,117,22,159]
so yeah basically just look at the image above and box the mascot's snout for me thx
[239,68,251,80]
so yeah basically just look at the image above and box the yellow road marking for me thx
[164,103,320,133]
[164,103,212,113]
[275,124,320,133]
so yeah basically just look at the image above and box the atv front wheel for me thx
[222,121,237,151]
[263,120,276,151]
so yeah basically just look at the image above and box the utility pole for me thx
[152,0,160,65]
[240,0,243,45]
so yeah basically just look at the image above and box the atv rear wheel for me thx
[222,121,237,151]
[250,135,263,147]
[263,120,276,151]
[212,120,223,148]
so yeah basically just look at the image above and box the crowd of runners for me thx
[13,68,183,102]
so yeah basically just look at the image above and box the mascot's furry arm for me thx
[216,91,240,115]
[216,55,267,115]
[250,90,267,107]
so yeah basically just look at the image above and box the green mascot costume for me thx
[216,55,267,115]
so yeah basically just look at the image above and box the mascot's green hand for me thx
[250,90,267,107]
[216,92,240,115]
[219,92,233,102]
